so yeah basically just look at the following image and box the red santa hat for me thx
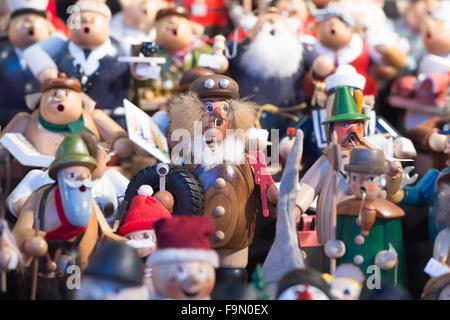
[118,185,172,236]
[146,216,219,268]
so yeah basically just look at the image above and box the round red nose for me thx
[79,185,86,192]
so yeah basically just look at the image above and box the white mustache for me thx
[63,178,96,189]
[126,239,156,249]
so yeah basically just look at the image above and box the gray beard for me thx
[57,174,94,227]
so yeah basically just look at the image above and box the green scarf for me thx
[39,114,92,134]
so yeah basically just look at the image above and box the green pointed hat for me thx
[48,134,98,180]
[322,86,370,124]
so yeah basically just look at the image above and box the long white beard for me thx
[192,135,246,171]
[240,21,303,79]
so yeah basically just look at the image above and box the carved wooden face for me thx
[39,88,83,125]
[202,98,232,143]
[125,229,157,258]
[317,17,353,51]
[155,15,194,52]
[333,121,365,149]
[8,13,52,49]
[349,172,382,200]
[70,12,110,50]
[152,261,216,299]
[422,19,450,55]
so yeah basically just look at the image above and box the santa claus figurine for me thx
[118,185,172,277]
[228,6,319,133]
[147,216,218,300]
[313,2,407,97]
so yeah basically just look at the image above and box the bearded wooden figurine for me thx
[169,74,278,286]
[12,134,123,300]
[228,7,320,133]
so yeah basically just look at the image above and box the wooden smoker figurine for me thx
[0,74,133,174]
[337,148,407,287]
[295,86,404,250]
[12,134,123,300]
[22,0,130,123]
[169,74,278,286]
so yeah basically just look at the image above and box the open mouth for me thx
[28,28,35,36]
[57,104,65,112]
[84,27,90,34]
[214,118,224,127]
[182,289,200,298]
[79,185,86,192]
[330,28,336,35]
[270,29,276,36]
[426,31,432,39]
[171,28,178,36]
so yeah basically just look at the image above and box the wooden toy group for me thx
[0,0,449,300]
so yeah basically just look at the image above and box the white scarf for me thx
[315,33,364,65]
[68,39,117,76]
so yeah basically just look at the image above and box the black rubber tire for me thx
[124,164,205,216]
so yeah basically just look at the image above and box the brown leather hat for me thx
[155,6,189,22]
[189,74,239,100]
[178,67,215,93]
[41,74,82,93]
[344,148,388,175]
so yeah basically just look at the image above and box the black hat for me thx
[85,242,143,287]
[276,269,332,299]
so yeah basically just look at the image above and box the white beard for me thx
[240,21,303,79]
[192,135,246,171]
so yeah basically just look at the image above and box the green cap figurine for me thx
[322,86,370,124]
[48,133,98,180]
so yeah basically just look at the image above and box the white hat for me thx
[431,1,450,24]
[75,0,112,20]
[325,65,366,92]
[8,0,48,16]
[314,2,355,27]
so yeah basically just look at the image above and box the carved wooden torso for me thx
[24,110,100,156]
[195,160,260,250]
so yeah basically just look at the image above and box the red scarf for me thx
[45,188,88,241]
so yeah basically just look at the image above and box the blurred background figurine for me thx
[76,241,148,300]
[0,0,55,128]
[110,0,168,55]
[23,0,130,126]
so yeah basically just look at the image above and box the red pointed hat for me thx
[118,185,172,236]
[146,216,219,267]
